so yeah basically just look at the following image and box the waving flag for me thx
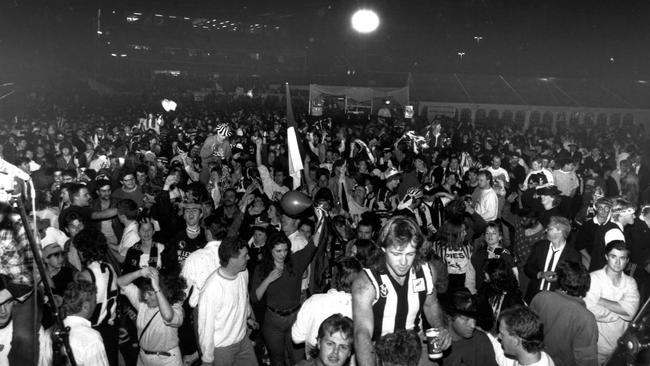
[286,83,303,189]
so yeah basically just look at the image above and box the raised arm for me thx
[148,268,177,323]
[303,155,316,189]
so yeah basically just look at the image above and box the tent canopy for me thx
[309,84,409,115]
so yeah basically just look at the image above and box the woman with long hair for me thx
[431,220,476,294]
[471,222,518,291]
[117,267,187,366]
[251,230,319,366]
[475,258,525,332]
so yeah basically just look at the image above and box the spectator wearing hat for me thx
[199,124,232,184]
[41,225,74,297]
[530,261,598,366]
[589,198,635,272]
[165,201,208,269]
[524,216,581,303]
[440,288,498,366]
[536,185,562,228]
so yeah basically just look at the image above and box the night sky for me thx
[1,0,648,81]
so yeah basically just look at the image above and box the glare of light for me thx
[246,90,254,98]
[169,15,176,18]
[110,53,117,57]
[539,78,549,82]
[97,30,103,35]
[133,12,142,15]
[351,9,380,34]
[155,14,163,17]
[162,99,177,111]
[120,54,127,57]
[183,17,190,20]
[638,80,647,84]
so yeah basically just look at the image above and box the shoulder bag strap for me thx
[138,310,160,344]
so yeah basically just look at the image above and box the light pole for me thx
[473,36,483,45]
[458,52,466,62]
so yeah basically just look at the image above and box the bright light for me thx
[351,9,379,34]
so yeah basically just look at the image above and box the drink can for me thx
[425,327,443,359]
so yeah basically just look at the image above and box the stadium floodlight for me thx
[351,9,379,34]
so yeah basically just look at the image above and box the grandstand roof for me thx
[410,74,650,110]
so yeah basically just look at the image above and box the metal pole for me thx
[11,193,77,366]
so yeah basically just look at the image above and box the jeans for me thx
[179,298,198,356]
[212,337,257,366]
[262,309,302,366]
[96,321,120,366]
[8,291,42,365]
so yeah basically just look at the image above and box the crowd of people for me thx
[0,85,649,366]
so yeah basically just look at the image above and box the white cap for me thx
[40,227,69,250]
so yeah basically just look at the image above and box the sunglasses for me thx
[47,252,64,259]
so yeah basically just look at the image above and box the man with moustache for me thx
[296,314,354,366]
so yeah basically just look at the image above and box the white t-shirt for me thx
[585,269,640,361]
[198,269,250,363]
[486,332,555,366]
[291,289,353,352]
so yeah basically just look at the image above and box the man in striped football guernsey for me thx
[352,216,452,366]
